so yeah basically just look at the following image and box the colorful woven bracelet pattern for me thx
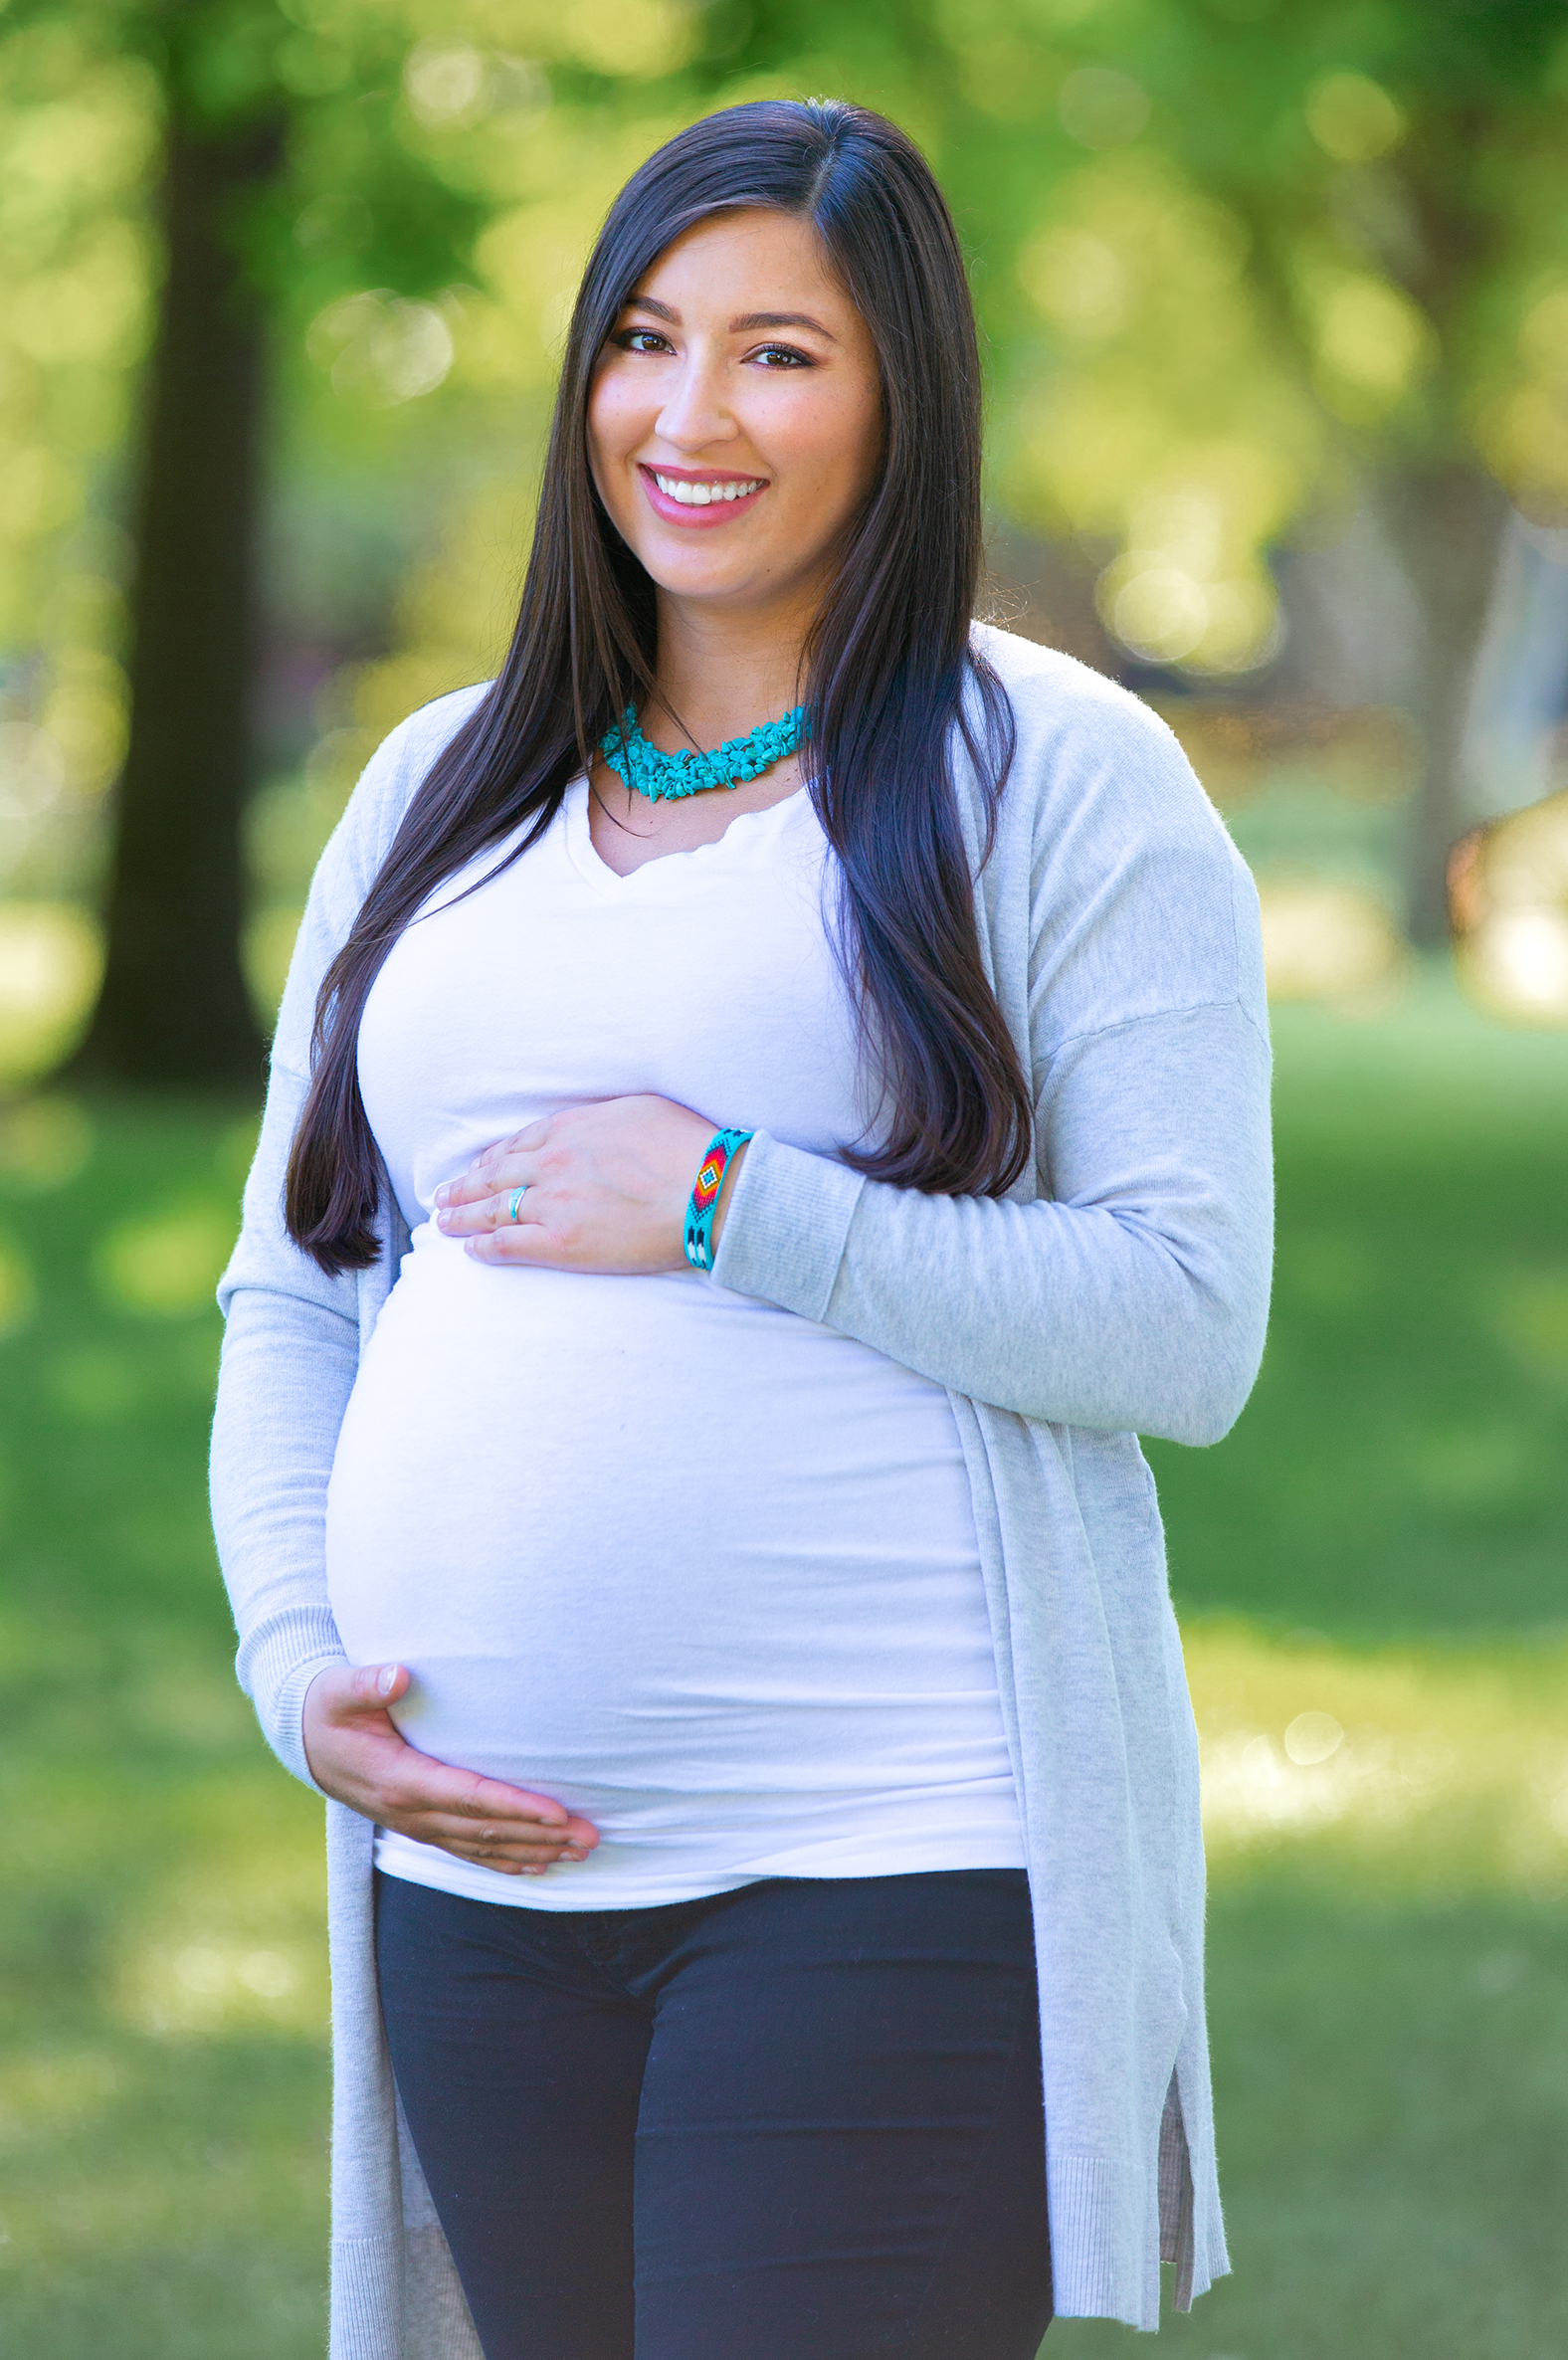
[684,1127,752,1272]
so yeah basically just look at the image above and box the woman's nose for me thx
[655,357,736,452]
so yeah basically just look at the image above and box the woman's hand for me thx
[433,1096,747,1273]
[302,1664,599,1876]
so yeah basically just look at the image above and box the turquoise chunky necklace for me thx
[600,702,810,802]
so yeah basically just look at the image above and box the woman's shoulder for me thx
[971,624,1211,828]
[329,681,494,894]
[967,625,1265,1030]
[270,683,493,1077]
[972,618,1135,719]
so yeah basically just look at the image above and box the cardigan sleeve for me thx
[210,691,484,1785]
[710,702,1274,1448]
[709,1000,1272,1445]
[210,1053,357,1788]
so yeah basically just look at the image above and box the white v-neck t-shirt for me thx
[324,775,1024,1907]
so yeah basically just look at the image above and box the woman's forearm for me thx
[211,1281,357,1783]
[710,999,1274,1444]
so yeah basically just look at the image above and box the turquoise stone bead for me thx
[599,703,811,802]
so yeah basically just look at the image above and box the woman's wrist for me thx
[685,1127,752,1269]
[708,1137,749,1254]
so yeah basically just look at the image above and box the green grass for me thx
[1060,1881,1568,2359]
[1152,973,1568,1642]
[0,969,1564,2357]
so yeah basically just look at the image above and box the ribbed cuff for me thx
[237,1603,348,1791]
[708,1128,866,1322]
[329,2233,403,2360]
[271,1649,351,1793]
[1047,2153,1150,2328]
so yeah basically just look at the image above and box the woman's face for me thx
[587,207,883,625]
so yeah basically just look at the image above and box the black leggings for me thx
[377,1868,1053,2360]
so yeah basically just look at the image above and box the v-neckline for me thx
[563,774,812,895]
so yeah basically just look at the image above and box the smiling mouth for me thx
[639,465,768,518]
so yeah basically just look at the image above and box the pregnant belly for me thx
[324,1229,1008,1851]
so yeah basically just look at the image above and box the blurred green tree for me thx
[1132,0,1568,942]
[913,0,1568,940]
[0,1,481,1082]
[0,0,720,1082]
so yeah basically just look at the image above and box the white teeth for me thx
[654,473,763,505]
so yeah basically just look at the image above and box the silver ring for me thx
[506,1186,528,1222]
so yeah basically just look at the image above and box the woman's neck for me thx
[644,585,817,754]
[585,585,817,879]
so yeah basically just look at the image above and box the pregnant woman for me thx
[213,98,1272,2360]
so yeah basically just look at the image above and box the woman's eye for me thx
[618,329,672,355]
[750,344,812,369]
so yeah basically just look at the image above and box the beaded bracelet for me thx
[684,1127,753,1272]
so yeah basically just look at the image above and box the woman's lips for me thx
[638,465,768,528]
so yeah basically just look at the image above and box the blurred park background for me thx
[0,0,1566,2353]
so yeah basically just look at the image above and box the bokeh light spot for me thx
[0,903,102,1084]
[307,293,455,407]
[0,1095,93,1191]
[1018,227,1131,339]
[1059,68,1150,149]
[96,1206,235,1318]
[1305,71,1406,163]
[1257,882,1406,1005]
[1284,1711,1344,1765]
[1311,274,1432,416]
[1465,908,1568,1025]
[1105,563,1209,661]
[403,39,490,128]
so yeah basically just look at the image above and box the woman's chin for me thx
[635,544,822,618]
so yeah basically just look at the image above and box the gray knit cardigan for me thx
[211,624,1273,2353]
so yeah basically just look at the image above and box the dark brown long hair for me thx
[287,98,1033,1273]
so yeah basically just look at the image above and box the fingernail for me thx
[433,1183,448,1206]
[377,1665,397,1696]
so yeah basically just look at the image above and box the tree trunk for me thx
[73,109,282,1085]
[1383,462,1509,948]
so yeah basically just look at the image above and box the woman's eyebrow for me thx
[730,310,838,340]
[620,295,838,343]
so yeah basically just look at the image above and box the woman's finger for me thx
[436,1158,536,1213]
[310,1660,408,1718]
[405,1812,588,1847]
[436,1185,544,1237]
[382,1759,579,1832]
[402,1824,577,1860]
[387,1810,597,1868]
[438,1120,554,1206]
[302,1670,601,1862]
[487,1117,552,1162]
[405,1819,593,1865]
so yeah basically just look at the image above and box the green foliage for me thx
[4,0,1568,867]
